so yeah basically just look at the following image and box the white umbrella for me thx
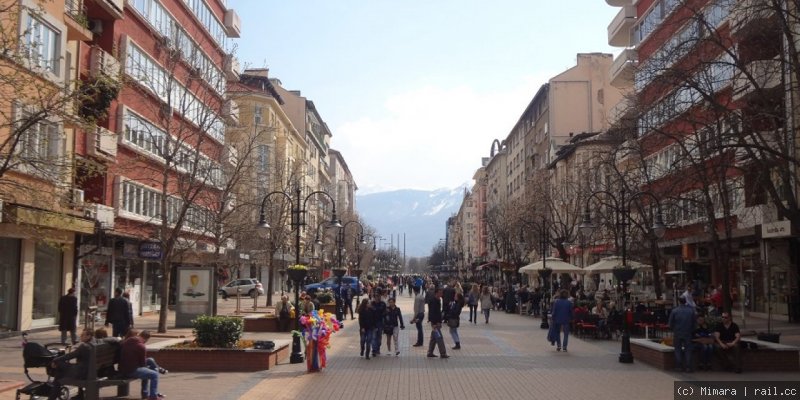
[518,257,583,275]
[583,256,652,275]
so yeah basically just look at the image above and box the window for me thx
[23,15,60,75]
[19,110,62,161]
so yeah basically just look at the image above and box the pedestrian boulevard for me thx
[1,292,798,400]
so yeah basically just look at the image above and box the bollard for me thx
[235,288,241,314]
[253,291,259,311]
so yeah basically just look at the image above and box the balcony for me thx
[608,5,636,47]
[609,98,633,126]
[610,48,637,88]
[605,0,630,5]
[730,0,778,39]
[94,0,125,20]
[224,9,241,38]
[87,126,118,161]
[223,99,240,125]
[223,145,238,166]
[89,46,121,82]
[732,58,782,102]
[84,203,116,230]
[224,54,240,81]
[64,0,93,42]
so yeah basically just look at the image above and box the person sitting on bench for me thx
[49,328,95,399]
[119,329,166,400]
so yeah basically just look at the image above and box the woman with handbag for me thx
[445,292,465,349]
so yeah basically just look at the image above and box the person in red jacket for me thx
[119,330,166,400]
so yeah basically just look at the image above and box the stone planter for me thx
[288,268,307,283]
[146,338,291,372]
[630,338,800,372]
[243,315,297,332]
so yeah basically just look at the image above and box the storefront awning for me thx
[8,205,95,234]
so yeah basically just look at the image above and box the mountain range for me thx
[356,184,469,258]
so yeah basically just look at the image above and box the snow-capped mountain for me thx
[356,184,469,257]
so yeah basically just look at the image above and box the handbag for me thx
[446,319,459,328]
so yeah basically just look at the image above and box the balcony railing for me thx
[730,0,778,38]
[610,48,637,88]
[607,5,636,47]
[224,9,241,38]
[87,126,118,161]
[732,57,782,101]
[89,46,121,81]
[223,99,240,125]
[95,0,124,20]
[64,0,92,42]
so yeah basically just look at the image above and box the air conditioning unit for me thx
[72,189,85,205]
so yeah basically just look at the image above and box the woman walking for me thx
[467,285,480,324]
[357,299,375,359]
[446,292,465,349]
[479,286,493,324]
[383,298,405,356]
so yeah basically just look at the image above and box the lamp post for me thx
[579,189,666,363]
[539,218,551,329]
[335,221,364,321]
[258,186,341,364]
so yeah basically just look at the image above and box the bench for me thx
[60,341,136,400]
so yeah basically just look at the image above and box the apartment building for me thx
[606,0,798,315]
[66,0,241,316]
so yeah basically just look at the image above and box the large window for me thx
[120,180,213,231]
[19,111,61,161]
[23,14,60,75]
[32,243,62,322]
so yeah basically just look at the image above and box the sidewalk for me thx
[1,292,798,400]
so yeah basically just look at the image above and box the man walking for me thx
[410,286,425,347]
[550,289,573,352]
[105,287,132,337]
[58,288,78,344]
[426,287,449,358]
[370,289,387,357]
[668,296,696,372]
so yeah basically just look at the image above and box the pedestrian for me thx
[467,284,479,324]
[446,292,465,350]
[383,298,405,356]
[426,287,449,358]
[276,295,293,332]
[410,286,426,347]
[714,312,742,373]
[119,329,166,400]
[550,289,574,352]
[58,288,78,345]
[668,296,696,372]
[122,290,135,329]
[357,299,375,359]
[343,283,355,320]
[370,289,387,357]
[105,287,132,337]
[479,286,493,324]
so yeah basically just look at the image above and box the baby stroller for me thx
[15,333,70,400]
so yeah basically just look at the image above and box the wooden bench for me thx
[60,341,135,400]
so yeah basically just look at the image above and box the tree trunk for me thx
[158,261,170,333]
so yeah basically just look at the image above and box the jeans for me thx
[673,336,693,371]
[427,324,446,356]
[414,317,424,345]
[553,322,570,349]
[359,328,373,356]
[385,326,399,352]
[371,325,383,354]
[449,326,460,344]
[482,308,491,322]
[468,305,478,322]
[130,367,159,398]
[60,329,77,345]
[695,342,714,367]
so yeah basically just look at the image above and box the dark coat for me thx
[551,298,574,325]
[105,296,132,326]
[58,294,78,331]
[358,305,377,330]
[53,340,93,380]
[427,297,443,324]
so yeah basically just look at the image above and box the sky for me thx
[228,0,620,194]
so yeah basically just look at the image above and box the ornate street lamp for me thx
[257,186,341,364]
[579,189,666,363]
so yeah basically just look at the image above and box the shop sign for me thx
[762,220,792,239]
[139,241,162,260]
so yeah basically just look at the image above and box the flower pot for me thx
[613,268,636,283]
[332,268,347,278]
[287,268,307,283]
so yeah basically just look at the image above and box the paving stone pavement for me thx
[1,292,798,400]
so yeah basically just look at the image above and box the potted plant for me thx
[331,268,347,278]
[287,264,308,283]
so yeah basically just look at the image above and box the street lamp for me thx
[578,189,666,363]
[257,186,341,364]
[335,221,365,321]
[538,218,552,329]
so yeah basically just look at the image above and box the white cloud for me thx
[334,73,554,191]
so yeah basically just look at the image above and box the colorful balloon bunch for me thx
[297,309,340,371]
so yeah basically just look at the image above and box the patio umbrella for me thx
[583,256,652,275]
[518,257,583,275]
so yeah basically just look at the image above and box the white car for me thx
[218,278,264,298]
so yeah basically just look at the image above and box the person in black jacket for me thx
[383,298,405,356]
[426,287,449,358]
[370,289,387,357]
[445,292,465,350]
[58,288,78,344]
[357,299,375,359]
[106,287,132,337]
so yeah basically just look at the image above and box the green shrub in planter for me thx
[192,315,243,348]
[316,290,333,304]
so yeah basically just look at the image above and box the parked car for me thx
[304,276,363,296]
[218,278,264,299]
